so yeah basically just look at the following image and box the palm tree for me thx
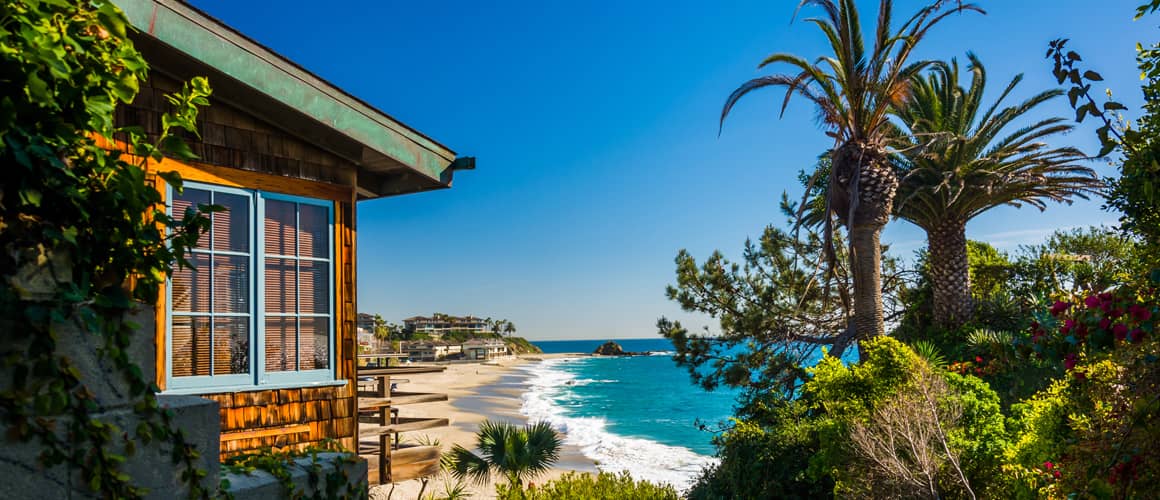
[448,420,561,487]
[491,319,504,338]
[892,54,1099,328]
[504,321,516,338]
[721,0,982,343]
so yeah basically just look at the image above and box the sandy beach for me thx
[367,354,596,500]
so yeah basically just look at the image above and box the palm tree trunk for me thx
[928,219,972,329]
[850,223,886,342]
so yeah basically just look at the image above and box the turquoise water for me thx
[521,338,739,490]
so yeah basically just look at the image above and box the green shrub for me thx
[687,400,830,500]
[497,471,678,500]
[806,337,1007,498]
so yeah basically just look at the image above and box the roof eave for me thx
[115,0,460,199]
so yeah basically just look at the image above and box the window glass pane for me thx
[213,193,250,253]
[214,318,250,375]
[171,316,211,377]
[264,258,297,313]
[213,255,250,313]
[300,318,329,370]
[171,253,210,312]
[299,260,328,314]
[265,316,297,372]
[264,199,297,256]
[298,204,329,259]
[173,188,211,249]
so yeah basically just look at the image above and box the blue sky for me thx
[190,0,1153,340]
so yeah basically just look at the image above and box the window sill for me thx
[160,378,349,396]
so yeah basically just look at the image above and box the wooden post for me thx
[378,374,390,482]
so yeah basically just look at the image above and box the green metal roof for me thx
[116,0,462,195]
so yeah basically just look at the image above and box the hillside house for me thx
[403,314,488,337]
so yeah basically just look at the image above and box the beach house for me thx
[461,338,510,360]
[115,0,470,458]
[404,341,463,361]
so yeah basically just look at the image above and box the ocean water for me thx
[521,338,739,491]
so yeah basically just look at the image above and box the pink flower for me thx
[1064,353,1077,371]
[1061,319,1076,334]
[1113,323,1129,341]
[1044,461,1054,470]
[1099,318,1112,330]
[1130,328,1146,344]
[1085,295,1102,309]
[1050,301,1071,316]
[1129,304,1153,322]
[1053,470,1061,479]
[975,356,984,363]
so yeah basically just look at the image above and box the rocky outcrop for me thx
[594,341,625,355]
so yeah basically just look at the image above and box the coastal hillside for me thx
[505,337,543,355]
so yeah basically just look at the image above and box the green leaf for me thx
[19,189,43,207]
[160,135,197,160]
[1103,101,1127,111]
[1098,142,1118,157]
[1082,70,1103,81]
[25,72,49,101]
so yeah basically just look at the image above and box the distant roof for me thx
[116,0,468,199]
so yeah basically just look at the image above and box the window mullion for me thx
[256,192,266,384]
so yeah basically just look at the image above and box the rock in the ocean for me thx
[593,341,625,356]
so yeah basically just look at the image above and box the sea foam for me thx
[518,358,717,493]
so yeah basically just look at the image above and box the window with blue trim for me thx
[168,182,334,391]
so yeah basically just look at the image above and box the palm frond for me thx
[448,444,491,486]
[965,328,1015,349]
[910,340,948,368]
[893,54,1102,227]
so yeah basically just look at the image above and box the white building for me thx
[461,339,509,360]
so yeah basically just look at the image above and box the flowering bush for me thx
[997,280,1160,498]
[1028,286,1156,370]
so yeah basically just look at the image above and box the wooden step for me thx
[389,392,448,406]
[357,397,392,410]
[358,417,450,439]
[362,445,443,484]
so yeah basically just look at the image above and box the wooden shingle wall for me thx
[202,384,357,457]
[116,73,357,187]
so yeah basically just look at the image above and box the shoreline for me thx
[368,353,592,500]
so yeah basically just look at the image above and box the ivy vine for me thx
[220,439,367,499]
[1,1,218,498]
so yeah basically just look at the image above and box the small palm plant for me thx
[448,420,562,488]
